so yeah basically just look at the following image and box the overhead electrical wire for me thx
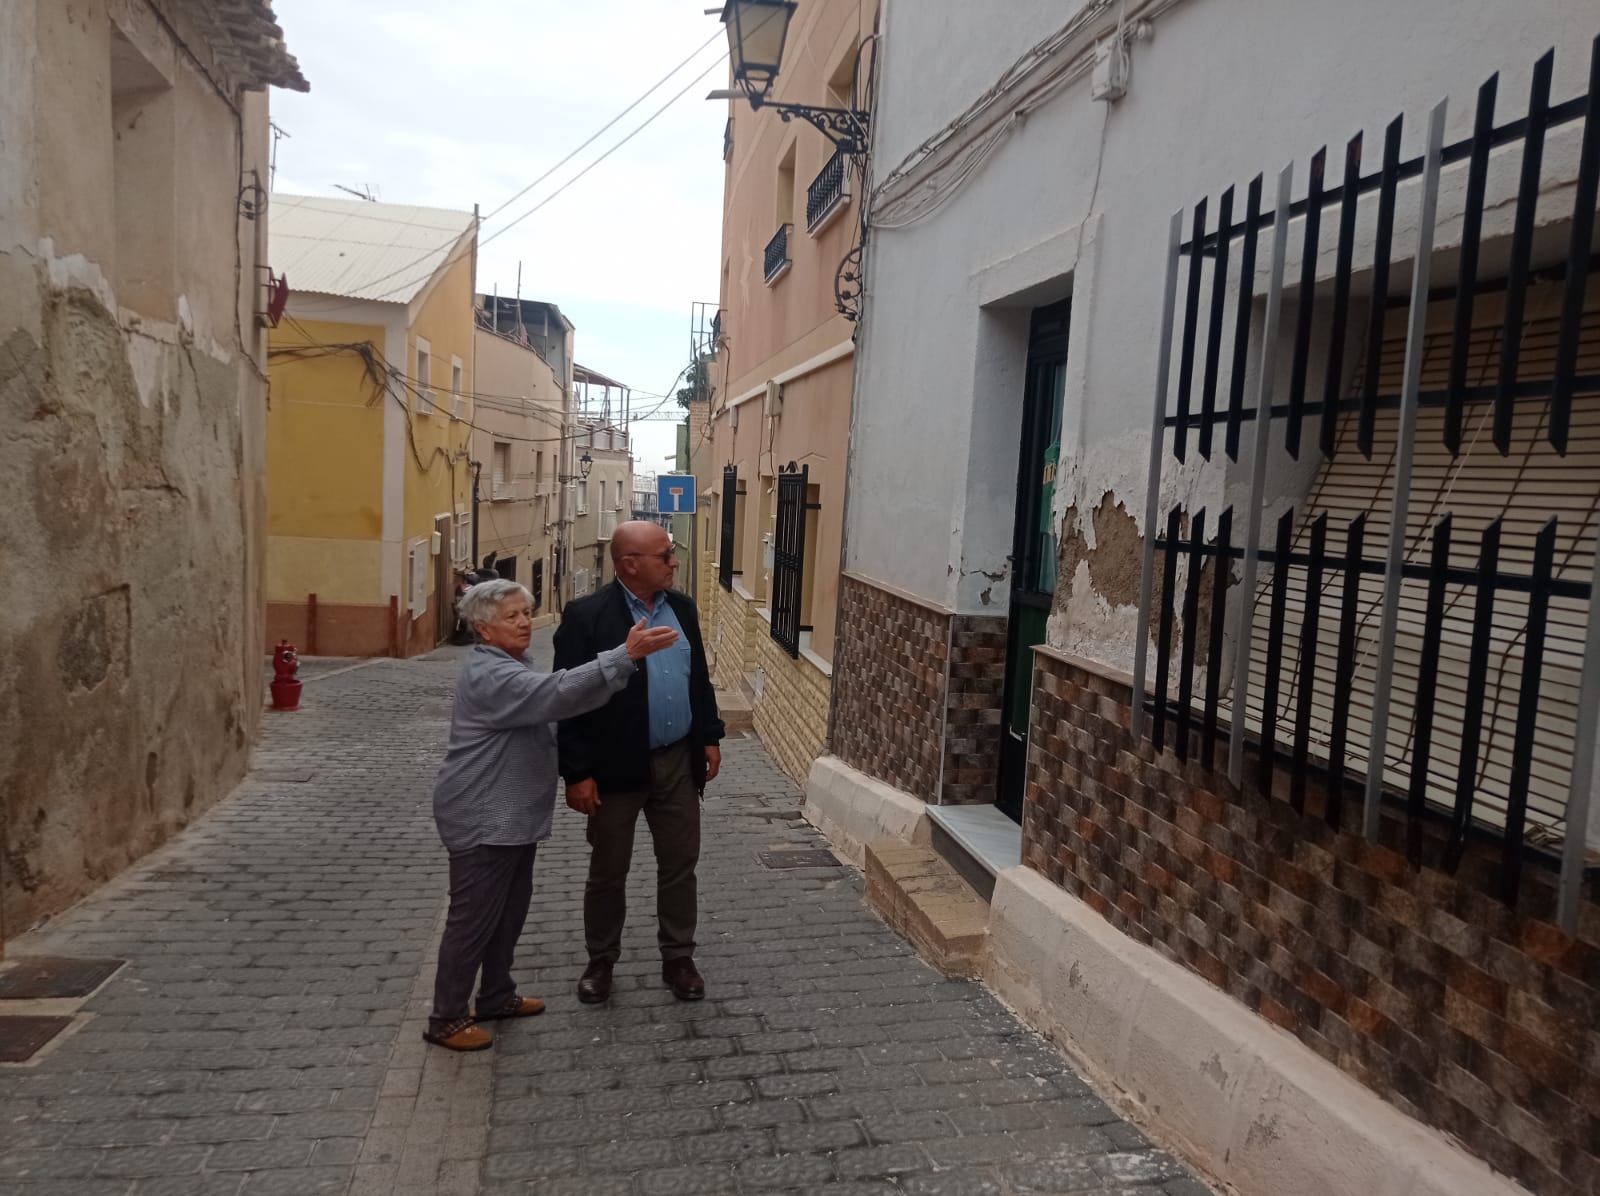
[356,52,729,305]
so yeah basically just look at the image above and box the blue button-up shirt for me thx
[623,587,692,749]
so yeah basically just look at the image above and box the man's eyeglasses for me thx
[622,550,677,564]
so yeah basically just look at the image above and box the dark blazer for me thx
[553,582,724,793]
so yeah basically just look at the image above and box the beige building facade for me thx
[471,317,569,624]
[693,0,876,787]
[571,415,632,597]
[0,0,303,938]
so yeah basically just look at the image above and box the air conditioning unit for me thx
[763,379,783,418]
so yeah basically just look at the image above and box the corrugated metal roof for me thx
[268,194,476,304]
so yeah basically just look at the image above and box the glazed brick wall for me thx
[941,616,1008,805]
[1023,648,1600,1196]
[832,573,951,802]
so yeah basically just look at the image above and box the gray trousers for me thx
[584,740,700,964]
[430,842,537,1030]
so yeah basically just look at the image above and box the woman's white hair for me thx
[459,579,534,629]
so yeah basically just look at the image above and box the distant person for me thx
[554,522,723,1003]
[425,579,677,1051]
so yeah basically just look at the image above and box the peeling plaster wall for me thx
[0,0,270,938]
[844,0,1597,673]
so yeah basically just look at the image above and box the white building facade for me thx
[813,3,1600,1195]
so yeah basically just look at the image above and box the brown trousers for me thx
[584,739,700,964]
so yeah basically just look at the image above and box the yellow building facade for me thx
[266,195,477,655]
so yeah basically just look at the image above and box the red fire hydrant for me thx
[270,640,302,711]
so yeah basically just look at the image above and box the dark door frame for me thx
[996,299,1071,823]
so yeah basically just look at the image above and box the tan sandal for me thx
[423,1018,492,1051]
[474,995,545,1021]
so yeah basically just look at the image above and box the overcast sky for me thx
[269,0,728,475]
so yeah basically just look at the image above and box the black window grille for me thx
[719,465,739,591]
[771,464,815,657]
[1131,36,1600,932]
[764,224,791,283]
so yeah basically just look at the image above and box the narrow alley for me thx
[0,632,1203,1196]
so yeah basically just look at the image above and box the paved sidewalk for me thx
[0,630,1206,1195]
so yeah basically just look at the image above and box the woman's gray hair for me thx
[459,579,534,629]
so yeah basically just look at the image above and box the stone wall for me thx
[752,630,831,789]
[0,283,263,937]
[1024,647,1600,1196]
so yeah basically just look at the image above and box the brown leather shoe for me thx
[577,959,613,1004]
[422,1019,492,1052]
[474,995,545,1021]
[662,957,705,1001]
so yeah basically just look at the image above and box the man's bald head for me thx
[610,520,668,564]
[612,521,679,600]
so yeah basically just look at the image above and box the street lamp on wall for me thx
[710,0,870,155]
[560,450,594,484]
[723,0,795,101]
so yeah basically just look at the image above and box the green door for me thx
[996,301,1070,823]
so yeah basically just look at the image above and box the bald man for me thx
[554,521,723,1003]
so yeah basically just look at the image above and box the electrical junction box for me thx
[1091,38,1128,102]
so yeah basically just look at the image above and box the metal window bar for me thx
[1286,147,1326,460]
[1318,134,1363,459]
[1199,189,1233,461]
[806,148,849,232]
[1225,175,1263,462]
[764,224,792,283]
[1552,37,1600,455]
[1173,198,1208,461]
[1445,75,1499,455]
[770,465,812,658]
[718,466,738,591]
[1148,511,1590,896]
[1494,51,1555,455]
[1176,509,1207,760]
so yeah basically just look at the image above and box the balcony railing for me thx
[806,148,850,233]
[764,224,792,285]
[598,510,618,541]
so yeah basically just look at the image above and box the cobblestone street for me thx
[0,631,1204,1195]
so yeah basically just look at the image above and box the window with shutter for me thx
[1218,276,1598,841]
[492,442,510,501]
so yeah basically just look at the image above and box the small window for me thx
[599,480,608,511]
[492,441,510,500]
[454,512,472,565]
[450,358,464,420]
[535,450,544,485]
[415,341,434,415]
[578,480,589,515]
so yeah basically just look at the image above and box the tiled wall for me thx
[1024,648,1600,1196]
[941,616,1008,805]
[831,574,951,801]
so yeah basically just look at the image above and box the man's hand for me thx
[565,777,601,816]
[625,616,679,661]
[704,745,721,784]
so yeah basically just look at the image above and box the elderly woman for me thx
[425,578,677,1051]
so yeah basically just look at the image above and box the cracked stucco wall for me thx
[0,0,270,940]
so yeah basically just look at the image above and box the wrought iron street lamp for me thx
[560,450,594,483]
[712,0,870,155]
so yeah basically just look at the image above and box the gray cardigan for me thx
[433,642,634,851]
